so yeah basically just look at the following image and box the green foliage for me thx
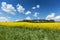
[0,26,59,40]
[17,19,55,23]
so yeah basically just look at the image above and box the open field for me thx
[0,22,60,30]
[0,22,60,40]
[0,27,60,40]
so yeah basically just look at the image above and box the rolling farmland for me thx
[0,22,60,40]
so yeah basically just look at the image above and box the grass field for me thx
[0,22,60,40]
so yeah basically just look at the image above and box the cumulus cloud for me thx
[32,7,36,9]
[17,4,25,13]
[36,5,40,8]
[26,16,31,20]
[1,2,16,15]
[45,13,55,20]
[34,12,39,17]
[25,11,31,15]
[45,13,60,21]
[15,19,22,21]
[32,5,40,9]
[15,19,20,21]
[0,17,9,22]
[37,17,40,19]
[55,16,60,21]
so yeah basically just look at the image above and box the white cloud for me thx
[26,16,31,20]
[55,16,60,21]
[25,11,31,15]
[32,5,40,9]
[32,7,36,9]
[0,17,9,22]
[37,17,40,19]
[17,4,25,13]
[46,13,60,21]
[34,12,39,17]
[15,19,20,21]
[36,5,40,8]
[1,2,16,15]
[15,19,22,21]
[45,13,55,20]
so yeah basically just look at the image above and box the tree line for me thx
[16,19,55,23]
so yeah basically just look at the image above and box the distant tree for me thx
[16,19,55,23]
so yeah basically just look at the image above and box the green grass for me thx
[0,26,60,40]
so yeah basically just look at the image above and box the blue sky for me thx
[0,0,60,22]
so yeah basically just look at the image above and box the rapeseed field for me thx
[0,22,60,30]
